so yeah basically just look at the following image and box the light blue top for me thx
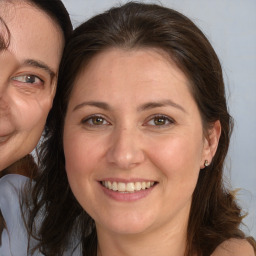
[0,174,81,256]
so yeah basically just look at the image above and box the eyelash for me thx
[11,74,44,86]
[81,114,175,128]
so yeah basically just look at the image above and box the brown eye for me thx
[154,116,167,125]
[81,115,110,127]
[92,116,104,125]
[145,115,174,128]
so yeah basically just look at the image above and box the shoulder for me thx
[0,174,29,226]
[0,174,31,254]
[0,174,28,199]
[0,173,28,188]
[212,238,255,256]
[0,174,30,220]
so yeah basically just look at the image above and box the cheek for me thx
[12,94,53,131]
[63,133,99,211]
[64,131,95,176]
[147,135,202,217]
[147,134,203,182]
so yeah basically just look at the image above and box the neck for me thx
[96,219,188,256]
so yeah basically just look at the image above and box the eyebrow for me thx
[137,99,187,113]
[73,101,110,112]
[23,59,56,79]
[73,99,186,113]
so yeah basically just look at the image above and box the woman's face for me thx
[0,1,64,170]
[63,48,216,237]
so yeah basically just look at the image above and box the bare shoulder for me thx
[211,238,255,256]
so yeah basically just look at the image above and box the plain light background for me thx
[62,0,256,238]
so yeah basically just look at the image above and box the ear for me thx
[200,120,221,169]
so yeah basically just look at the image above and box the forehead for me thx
[74,47,194,89]
[0,0,64,66]
[0,1,61,39]
[75,48,189,87]
[0,1,42,24]
[70,48,195,106]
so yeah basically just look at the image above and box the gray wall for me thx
[62,0,256,238]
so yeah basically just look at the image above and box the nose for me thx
[106,127,145,170]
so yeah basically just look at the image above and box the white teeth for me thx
[102,181,155,192]
[135,182,142,191]
[117,182,126,192]
[126,182,135,192]
[112,182,118,191]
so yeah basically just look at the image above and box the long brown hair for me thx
[27,2,253,255]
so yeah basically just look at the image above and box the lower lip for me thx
[100,183,156,202]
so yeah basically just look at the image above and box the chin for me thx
[97,214,156,235]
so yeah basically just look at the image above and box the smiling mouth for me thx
[101,181,156,193]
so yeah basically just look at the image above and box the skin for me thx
[63,48,221,256]
[212,239,255,256]
[0,1,64,171]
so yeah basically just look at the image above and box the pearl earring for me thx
[204,160,209,167]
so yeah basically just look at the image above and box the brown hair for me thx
[0,154,38,179]
[27,2,254,255]
[0,16,10,50]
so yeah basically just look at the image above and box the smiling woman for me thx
[63,48,219,241]
[0,0,72,173]
[17,2,255,256]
